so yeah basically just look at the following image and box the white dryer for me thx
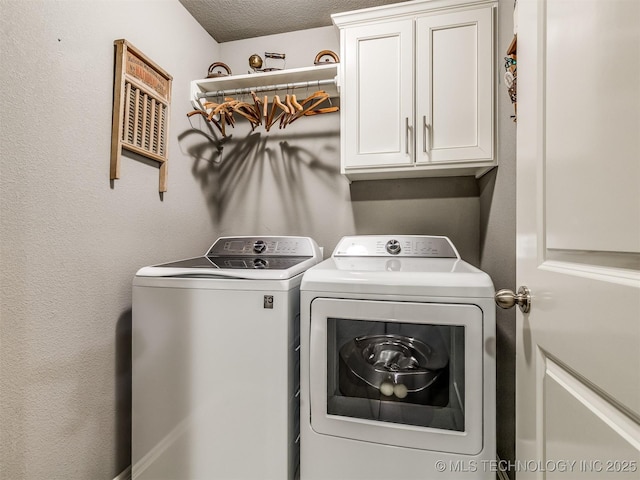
[132,236,321,480]
[300,235,496,480]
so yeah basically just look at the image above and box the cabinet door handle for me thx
[405,117,410,155]
[423,116,430,153]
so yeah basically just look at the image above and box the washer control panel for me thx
[333,236,459,259]
[207,236,316,257]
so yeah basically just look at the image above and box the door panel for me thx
[416,8,494,163]
[432,23,478,148]
[343,20,414,168]
[544,0,640,254]
[516,0,640,478]
[357,35,402,154]
[543,357,640,480]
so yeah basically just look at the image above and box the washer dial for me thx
[253,240,267,254]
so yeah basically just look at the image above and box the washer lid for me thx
[135,236,322,279]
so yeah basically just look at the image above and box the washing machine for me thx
[132,236,322,480]
[300,235,496,479]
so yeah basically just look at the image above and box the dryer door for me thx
[309,298,483,454]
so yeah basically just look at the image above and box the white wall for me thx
[0,1,219,478]
[220,26,340,73]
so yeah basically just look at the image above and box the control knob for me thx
[385,239,401,255]
[253,240,267,254]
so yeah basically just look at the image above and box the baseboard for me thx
[113,466,131,480]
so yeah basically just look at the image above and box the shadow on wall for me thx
[478,167,497,258]
[115,309,132,475]
[478,166,517,475]
[177,120,343,234]
[111,150,168,201]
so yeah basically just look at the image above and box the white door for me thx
[415,7,494,164]
[516,0,640,478]
[342,19,414,168]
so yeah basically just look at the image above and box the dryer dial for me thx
[385,239,401,255]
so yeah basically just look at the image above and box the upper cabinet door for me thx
[415,7,494,164]
[342,20,414,169]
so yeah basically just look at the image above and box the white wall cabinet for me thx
[333,0,497,181]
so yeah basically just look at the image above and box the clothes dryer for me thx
[132,236,321,480]
[300,235,496,479]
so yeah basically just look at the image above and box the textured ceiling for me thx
[179,0,410,43]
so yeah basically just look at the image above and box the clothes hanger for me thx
[277,85,299,128]
[225,92,265,129]
[250,92,263,126]
[278,93,300,128]
[212,101,229,116]
[273,95,290,114]
[303,105,339,116]
[186,109,207,118]
[265,94,290,131]
[233,104,260,130]
[288,91,332,124]
[212,101,233,136]
[301,90,338,116]
[297,90,328,108]
[204,103,220,123]
[265,97,279,132]
[285,95,294,114]
[222,107,235,127]
[232,97,261,126]
[290,94,303,112]
[186,107,224,136]
[285,90,325,124]
[202,94,228,136]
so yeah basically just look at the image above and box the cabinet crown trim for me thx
[332,0,496,27]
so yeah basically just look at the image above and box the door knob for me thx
[494,286,531,313]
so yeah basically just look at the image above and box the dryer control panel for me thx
[333,235,459,259]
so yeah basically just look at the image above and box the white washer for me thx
[300,235,496,480]
[132,236,322,480]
